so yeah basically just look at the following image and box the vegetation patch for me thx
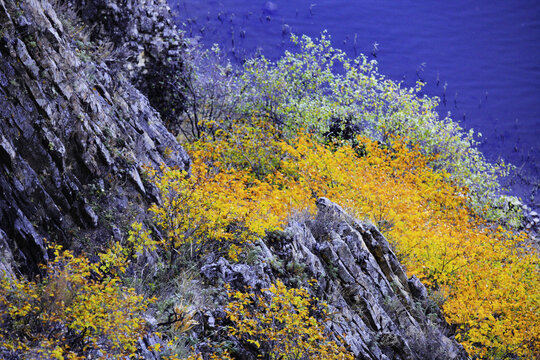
[0,244,151,359]
[139,118,538,358]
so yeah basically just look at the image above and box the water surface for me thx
[171,0,540,206]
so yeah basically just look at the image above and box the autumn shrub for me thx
[144,121,539,358]
[178,30,522,226]
[141,124,310,262]
[224,280,353,359]
[142,164,274,261]
[0,244,151,359]
[234,32,519,225]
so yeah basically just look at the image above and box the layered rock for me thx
[199,198,468,360]
[0,0,189,274]
[66,0,188,129]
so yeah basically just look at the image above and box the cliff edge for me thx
[0,0,189,274]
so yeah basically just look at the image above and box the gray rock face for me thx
[0,230,15,277]
[66,0,188,130]
[0,0,189,274]
[200,198,468,360]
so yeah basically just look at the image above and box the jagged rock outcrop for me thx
[0,0,189,274]
[66,0,187,129]
[199,198,468,360]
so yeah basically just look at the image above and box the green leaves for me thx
[234,33,519,225]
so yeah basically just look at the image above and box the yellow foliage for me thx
[143,133,308,259]
[171,302,199,334]
[182,349,234,360]
[0,244,151,358]
[225,280,353,359]
[145,120,539,358]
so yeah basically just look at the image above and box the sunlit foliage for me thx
[0,244,150,359]
[225,280,353,359]
[142,123,309,261]
[185,33,518,225]
[181,349,234,360]
[145,120,538,358]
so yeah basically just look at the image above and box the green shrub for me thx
[235,32,519,224]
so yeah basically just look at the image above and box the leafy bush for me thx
[0,244,151,358]
[225,280,353,359]
[141,166,272,263]
[146,121,538,358]
[180,32,519,224]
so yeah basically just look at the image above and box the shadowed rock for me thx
[0,0,189,274]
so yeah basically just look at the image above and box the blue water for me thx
[170,0,540,207]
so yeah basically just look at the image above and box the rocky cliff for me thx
[0,0,469,358]
[196,198,468,360]
[0,0,189,275]
[66,0,188,129]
